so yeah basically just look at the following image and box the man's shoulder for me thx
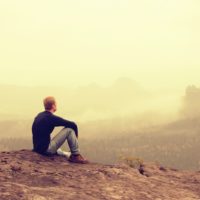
[33,111,51,121]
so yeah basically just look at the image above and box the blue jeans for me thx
[46,127,80,155]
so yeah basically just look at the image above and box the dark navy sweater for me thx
[32,110,78,154]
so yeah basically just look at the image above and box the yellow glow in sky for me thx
[0,0,200,93]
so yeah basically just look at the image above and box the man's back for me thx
[32,111,55,153]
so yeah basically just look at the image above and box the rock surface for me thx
[0,149,200,200]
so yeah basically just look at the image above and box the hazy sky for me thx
[0,0,200,93]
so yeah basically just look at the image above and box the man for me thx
[32,96,89,164]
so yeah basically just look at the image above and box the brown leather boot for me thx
[68,154,89,164]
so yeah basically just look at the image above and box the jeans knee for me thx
[62,127,77,138]
[58,128,69,139]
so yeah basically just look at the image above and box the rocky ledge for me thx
[0,149,200,200]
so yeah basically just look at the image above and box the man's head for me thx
[43,96,57,113]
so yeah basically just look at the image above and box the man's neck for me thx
[45,110,54,114]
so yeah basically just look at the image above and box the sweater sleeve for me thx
[50,114,78,137]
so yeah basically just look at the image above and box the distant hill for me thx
[0,78,172,122]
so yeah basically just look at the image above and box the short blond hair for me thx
[43,96,56,110]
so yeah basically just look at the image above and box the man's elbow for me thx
[72,122,78,137]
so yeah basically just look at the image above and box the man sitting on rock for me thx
[32,96,89,164]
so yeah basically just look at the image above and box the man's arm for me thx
[50,115,78,137]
